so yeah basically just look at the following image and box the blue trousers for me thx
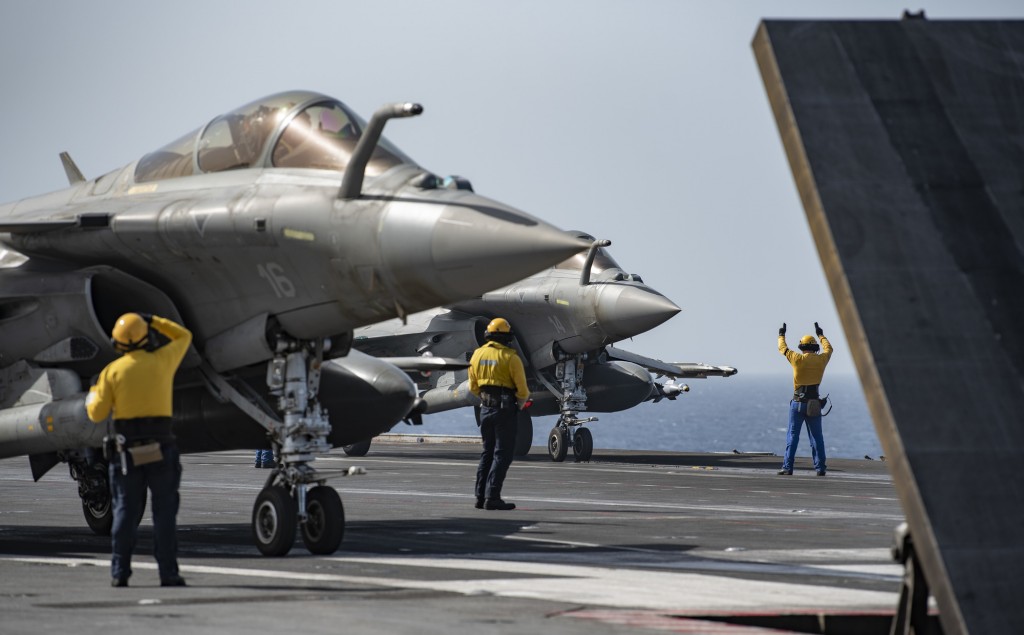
[109,443,182,581]
[255,449,274,466]
[475,406,518,501]
[781,400,827,472]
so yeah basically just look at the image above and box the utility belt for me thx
[479,385,517,410]
[104,417,175,475]
[114,417,175,444]
[793,385,820,402]
[793,385,831,417]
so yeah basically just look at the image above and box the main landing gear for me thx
[69,452,114,535]
[546,354,596,463]
[69,450,147,535]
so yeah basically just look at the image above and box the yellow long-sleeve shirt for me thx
[468,341,529,400]
[86,316,193,422]
[779,334,832,389]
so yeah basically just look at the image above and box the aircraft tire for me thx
[342,440,372,457]
[82,477,148,535]
[514,410,533,457]
[548,426,568,462]
[572,427,594,462]
[252,486,297,557]
[301,486,345,555]
[82,495,113,535]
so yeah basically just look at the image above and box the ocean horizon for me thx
[404,373,884,461]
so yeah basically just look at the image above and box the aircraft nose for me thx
[379,199,588,311]
[596,286,681,340]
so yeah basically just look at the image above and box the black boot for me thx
[484,499,515,511]
[474,497,485,509]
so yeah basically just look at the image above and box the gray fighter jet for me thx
[0,91,588,555]
[353,233,737,461]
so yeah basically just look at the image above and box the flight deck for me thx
[0,439,909,634]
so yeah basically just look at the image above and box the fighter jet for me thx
[0,90,588,556]
[353,233,737,461]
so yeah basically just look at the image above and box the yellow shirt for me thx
[468,341,529,400]
[778,334,832,389]
[86,316,192,422]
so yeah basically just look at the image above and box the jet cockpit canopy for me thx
[134,90,416,183]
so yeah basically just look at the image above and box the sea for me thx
[405,373,885,461]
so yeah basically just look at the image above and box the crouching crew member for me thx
[469,317,530,511]
[86,313,193,587]
[777,322,833,476]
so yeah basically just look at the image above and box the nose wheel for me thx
[252,486,297,556]
[301,485,345,554]
[548,425,568,462]
[548,423,595,462]
[572,427,594,462]
[252,482,345,556]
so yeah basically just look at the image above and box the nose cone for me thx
[596,286,681,341]
[379,196,588,311]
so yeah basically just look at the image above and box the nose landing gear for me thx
[546,355,596,462]
[202,335,359,557]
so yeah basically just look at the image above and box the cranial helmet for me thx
[798,334,820,352]
[486,317,512,334]
[111,313,149,352]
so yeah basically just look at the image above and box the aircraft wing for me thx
[605,346,737,379]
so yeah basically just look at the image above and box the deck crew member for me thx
[777,322,833,476]
[86,313,193,587]
[469,317,530,511]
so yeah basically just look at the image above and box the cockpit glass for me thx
[133,92,417,184]
[198,95,297,173]
[134,128,200,183]
[271,101,410,175]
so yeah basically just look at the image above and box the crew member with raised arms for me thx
[468,317,530,510]
[86,312,192,587]
[777,321,833,476]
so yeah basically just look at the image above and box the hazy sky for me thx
[1,1,1020,380]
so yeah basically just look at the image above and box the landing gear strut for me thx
[249,336,348,557]
[546,354,596,462]
[201,334,364,557]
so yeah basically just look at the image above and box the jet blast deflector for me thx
[755,19,1024,635]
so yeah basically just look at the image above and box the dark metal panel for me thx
[754,19,1024,635]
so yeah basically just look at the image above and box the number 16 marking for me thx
[258,262,296,298]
